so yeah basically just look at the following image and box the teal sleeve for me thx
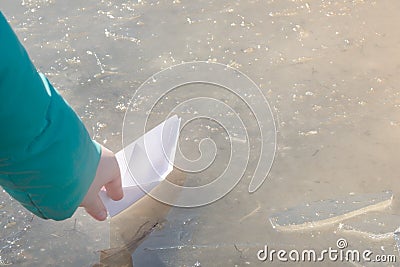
[0,12,101,220]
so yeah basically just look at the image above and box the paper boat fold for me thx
[99,115,181,217]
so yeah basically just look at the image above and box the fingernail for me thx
[98,210,107,220]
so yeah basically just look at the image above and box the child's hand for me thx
[80,145,123,221]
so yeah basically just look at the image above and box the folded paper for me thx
[99,115,181,217]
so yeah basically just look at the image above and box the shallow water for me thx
[2,0,400,266]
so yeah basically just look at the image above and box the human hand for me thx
[80,145,123,221]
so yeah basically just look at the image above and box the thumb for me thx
[104,173,123,201]
[83,195,108,221]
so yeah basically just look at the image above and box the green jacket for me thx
[0,12,101,220]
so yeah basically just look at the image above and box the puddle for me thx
[338,212,400,241]
[269,191,393,231]
[2,0,400,266]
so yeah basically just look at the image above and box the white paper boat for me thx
[99,115,181,217]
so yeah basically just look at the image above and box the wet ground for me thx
[2,0,400,266]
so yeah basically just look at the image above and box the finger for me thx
[105,173,124,201]
[83,195,108,221]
